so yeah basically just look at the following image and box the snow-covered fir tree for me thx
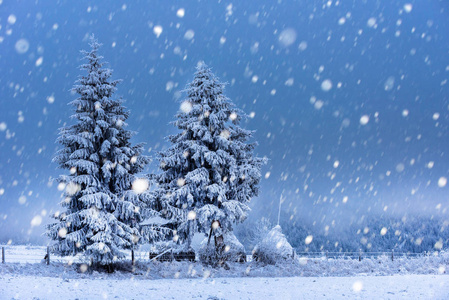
[152,63,266,250]
[47,36,150,267]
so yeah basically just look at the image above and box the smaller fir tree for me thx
[47,36,150,268]
[152,64,266,253]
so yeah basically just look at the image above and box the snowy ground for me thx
[1,246,449,299]
[1,274,448,299]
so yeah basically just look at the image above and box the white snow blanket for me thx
[1,274,448,299]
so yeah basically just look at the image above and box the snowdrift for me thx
[252,225,295,264]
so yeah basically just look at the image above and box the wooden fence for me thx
[0,246,441,265]
[0,246,190,264]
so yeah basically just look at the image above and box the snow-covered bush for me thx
[253,225,295,265]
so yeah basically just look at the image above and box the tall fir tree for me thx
[152,64,266,249]
[47,36,150,267]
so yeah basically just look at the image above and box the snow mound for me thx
[252,225,295,264]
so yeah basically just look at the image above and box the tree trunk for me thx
[187,220,192,250]
[106,264,114,273]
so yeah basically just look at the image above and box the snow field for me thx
[1,274,448,299]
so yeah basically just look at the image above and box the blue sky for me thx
[1,0,449,243]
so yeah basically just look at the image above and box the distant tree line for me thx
[236,215,448,253]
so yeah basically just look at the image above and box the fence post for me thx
[2,247,4,263]
[132,249,135,266]
[358,249,362,262]
[46,246,50,265]
[326,250,328,260]
[391,249,394,261]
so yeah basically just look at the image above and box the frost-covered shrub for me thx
[439,250,449,265]
[253,225,295,265]
[199,232,246,264]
